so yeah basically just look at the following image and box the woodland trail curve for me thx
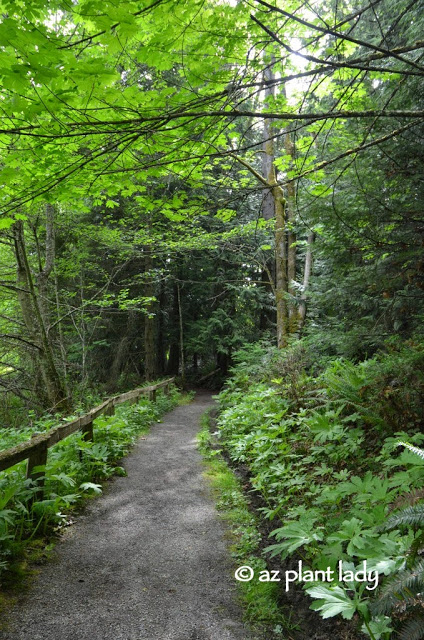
[1,392,254,640]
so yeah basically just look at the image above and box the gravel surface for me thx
[1,392,255,640]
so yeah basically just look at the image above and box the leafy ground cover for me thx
[0,385,181,591]
[215,340,424,640]
[198,412,292,639]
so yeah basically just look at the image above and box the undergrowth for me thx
[0,384,181,596]
[198,412,295,639]
[216,339,424,640]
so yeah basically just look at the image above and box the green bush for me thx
[216,341,424,639]
[0,385,180,580]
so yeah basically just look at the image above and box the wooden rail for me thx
[0,378,175,497]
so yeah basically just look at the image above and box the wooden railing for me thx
[0,378,175,497]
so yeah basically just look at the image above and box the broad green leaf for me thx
[306,585,357,620]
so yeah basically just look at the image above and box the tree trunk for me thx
[298,232,315,332]
[54,272,68,382]
[144,312,156,381]
[35,203,55,327]
[14,224,46,405]
[193,352,198,372]
[273,185,289,348]
[144,248,157,381]
[166,281,180,375]
[260,63,279,335]
[156,279,166,375]
[285,133,297,332]
[109,335,129,388]
[167,342,180,375]
[216,351,229,376]
[177,282,185,386]
[262,64,276,222]
[13,220,69,411]
[231,150,289,347]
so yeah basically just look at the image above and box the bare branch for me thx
[0,334,42,350]
[252,0,424,72]
[281,120,422,185]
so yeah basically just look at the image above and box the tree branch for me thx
[1,109,424,138]
[250,14,424,78]
[252,0,424,72]
[282,119,422,185]
[0,334,42,350]
[228,153,270,188]
[58,0,168,50]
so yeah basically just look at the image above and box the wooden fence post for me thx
[0,379,173,480]
[106,400,115,416]
[26,435,48,502]
[79,416,94,462]
[82,420,94,442]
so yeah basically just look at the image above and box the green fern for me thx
[372,560,424,615]
[397,441,424,461]
[398,616,424,640]
[383,504,424,530]
[371,442,424,638]
[323,359,370,410]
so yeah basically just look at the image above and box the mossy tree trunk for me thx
[13,214,70,411]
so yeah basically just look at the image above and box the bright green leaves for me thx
[0,217,15,229]
[327,518,379,556]
[308,584,393,637]
[105,199,120,209]
[137,47,174,71]
[266,517,324,558]
[217,338,424,634]
[0,211,27,229]
[70,58,119,88]
[0,0,253,212]
[309,183,332,197]
[307,584,358,620]
[79,482,102,494]
[215,209,236,222]
[361,616,393,640]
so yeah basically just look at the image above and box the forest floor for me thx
[0,392,254,640]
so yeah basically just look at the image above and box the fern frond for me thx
[397,441,424,460]
[382,504,424,531]
[372,561,424,615]
[398,615,424,640]
[392,489,424,511]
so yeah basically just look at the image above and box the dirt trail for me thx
[1,392,254,640]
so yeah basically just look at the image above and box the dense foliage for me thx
[0,0,422,420]
[216,341,424,638]
[0,0,423,635]
[0,385,180,581]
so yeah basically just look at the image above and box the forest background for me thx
[0,0,422,413]
[0,0,423,638]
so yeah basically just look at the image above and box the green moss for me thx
[178,390,196,405]
[0,592,17,632]
[197,413,295,638]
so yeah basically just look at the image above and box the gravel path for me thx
[1,393,254,640]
